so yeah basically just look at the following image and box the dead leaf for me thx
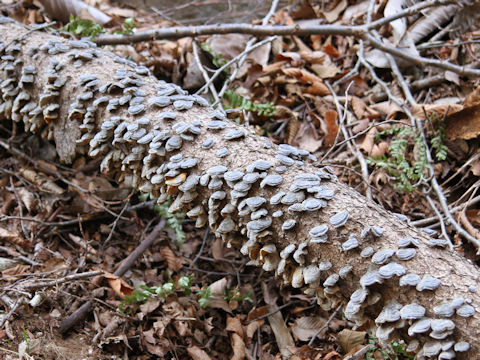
[230,333,246,360]
[268,305,295,358]
[357,127,378,155]
[160,246,186,271]
[19,168,64,194]
[321,0,347,22]
[226,316,244,338]
[323,44,340,58]
[337,329,366,353]
[445,103,480,140]
[291,315,327,341]
[323,110,339,147]
[245,319,264,344]
[282,68,330,95]
[0,227,27,247]
[104,272,133,299]
[411,103,463,121]
[211,237,224,259]
[208,277,232,313]
[370,142,389,158]
[187,346,212,360]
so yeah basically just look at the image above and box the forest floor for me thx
[0,0,479,359]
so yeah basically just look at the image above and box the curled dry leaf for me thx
[445,103,480,140]
[323,110,339,147]
[291,315,327,341]
[268,304,295,358]
[160,245,186,271]
[226,315,244,338]
[208,277,232,313]
[103,271,133,299]
[411,103,463,121]
[17,188,37,213]
[337,329,366,354]
[282,68,330,95]
[19,168,64,195]
[0,227,29,247]
[357,127,377,155]
[230,332,246,360]
[187,345,212,360]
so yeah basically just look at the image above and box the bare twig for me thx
[20,270,105,290]
[426,195,453,249]
[307,302,343,346]
[192,40,221,105]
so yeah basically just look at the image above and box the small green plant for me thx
[138,192,186,247]
[119,276,201,313]
[223,89,276,118]
[197,286,212,308]
[223,287,253,303]
[367,122,448,193]
[200,42,230,71]
[114,17,136,35]
[365,333,414,360]
[21,325,39,354]
[62,14,104,38]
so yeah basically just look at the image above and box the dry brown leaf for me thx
[370,101,403,118]
[357,127,378,155]
[187,346,212,360]
[371,142,389,158]
[247,305,269,322]
[208,277,232,313]
[19,168,64,194]
[211,236,224,259]
[411,103,463,120]
[0,227,30,247]
[337,329,366,353]
[470,155,480,176]
[445,103,480,140]
[310,63,340,79]
[160,246,185,271]
[230,333,246,360]
[275,52,303,66]
[282,68,330,95]
[2,264,30,279]
[323,110,339,147]
[291,315,327,341]
[320,0,347,23]
[104,272,133,299]
[268,305,295,358]
[351,96,367,119]
[17,188,37,213]
[464,86,480,106]
[245,319,264,344]
[226,316,244,338]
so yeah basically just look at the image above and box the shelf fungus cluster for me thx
[0,18,479,359]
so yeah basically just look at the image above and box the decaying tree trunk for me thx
[0,18,478,359]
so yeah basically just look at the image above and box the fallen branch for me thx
[0,19,479,358]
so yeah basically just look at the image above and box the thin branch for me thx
[19,270,105,290]
[307,302,343,346]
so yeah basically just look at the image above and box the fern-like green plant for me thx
[154,197,186,247]
[138,192,186,246]
[223,89,275,117]
[367,124,447,193]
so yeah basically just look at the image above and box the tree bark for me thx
[0,18,478,359]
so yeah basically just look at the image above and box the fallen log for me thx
[0,18,478,359]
